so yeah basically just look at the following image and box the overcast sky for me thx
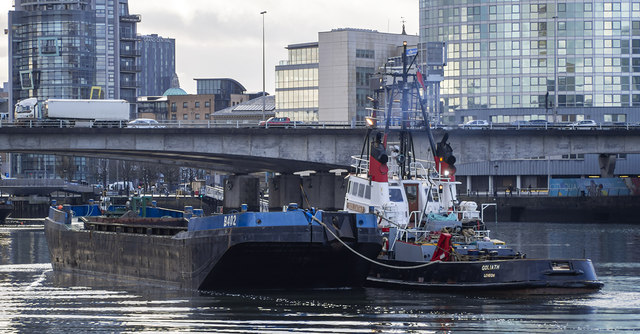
[1,0,418,95]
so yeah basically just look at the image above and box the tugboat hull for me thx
[367,258,603,294]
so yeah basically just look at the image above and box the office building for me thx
[420,0,640,125]
[275,42,319,122]
[195,78,248,111]
[139,34,176,96]
[276,28,418,123]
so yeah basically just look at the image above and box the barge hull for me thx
[45,213,382,290]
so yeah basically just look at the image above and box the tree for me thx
[57,156,76,181]
[138,162,161,193]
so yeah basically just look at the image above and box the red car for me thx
[258,117,301,127]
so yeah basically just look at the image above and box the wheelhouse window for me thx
[389,188,404,202]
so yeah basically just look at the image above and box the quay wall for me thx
[460,195,640,223]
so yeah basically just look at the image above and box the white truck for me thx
[14,98,130,127]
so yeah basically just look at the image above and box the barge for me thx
[45,204,382,290]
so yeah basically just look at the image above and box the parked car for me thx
[258,117,302,127]
[127,118,163,128]
[572,120,598,128]
[458,120,490,129]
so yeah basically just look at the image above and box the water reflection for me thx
[0,223,638,332]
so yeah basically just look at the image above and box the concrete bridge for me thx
[0,127,639,173]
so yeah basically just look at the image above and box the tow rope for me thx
[299,183,441,270]
[309,214,441,270]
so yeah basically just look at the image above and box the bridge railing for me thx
[2,117,639,130]
[0,119,370,129]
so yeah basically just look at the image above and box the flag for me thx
[416,67,426,91]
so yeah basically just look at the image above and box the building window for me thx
[205,101,211,108]
[171,103,177,112]
[183,102,188,108]
[205,113,211,119]
[356,49,375,59]
[195,101,200,108]
[195,113,200,120]
[39,38,60,56]
[19,71,34,89]
[171,114,177,120]
[183,114,188,120]
[356,67,375,87]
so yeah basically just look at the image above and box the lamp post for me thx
[552,15,558,124]
[261,10,267,121]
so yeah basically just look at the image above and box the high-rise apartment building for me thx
[420,0,640,125]
[7,0,140,179]
[139,34,175,97]
[276,29,418,123]
[8,0,140,107]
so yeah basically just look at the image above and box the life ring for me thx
[381,237,389,252]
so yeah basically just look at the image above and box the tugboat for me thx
[344,43,603,294]
[45,199,382,290]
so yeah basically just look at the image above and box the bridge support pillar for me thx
[223,175,259,213]
[300,172,347,211]
[489,175,495,196]
[268,174,302,211]
[598,154,617,178]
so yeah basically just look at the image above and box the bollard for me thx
[62,204,72,224]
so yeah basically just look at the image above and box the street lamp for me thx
[261,10,267,121]
[552,15,558,124]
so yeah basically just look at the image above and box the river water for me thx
[1,222,639,333]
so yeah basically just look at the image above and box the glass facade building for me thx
[275,42,319,122]
[139,34,176,97]
[7,0,140,180]
[419,0,640,124]
[9,0,140,107]
[195,78,246,111]
[8,1,97,105]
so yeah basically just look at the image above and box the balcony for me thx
[119,49,141,57]
[120,14,141,23]
[120,80,139,88]
[120,33,140,41]
[120,65,141,73]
